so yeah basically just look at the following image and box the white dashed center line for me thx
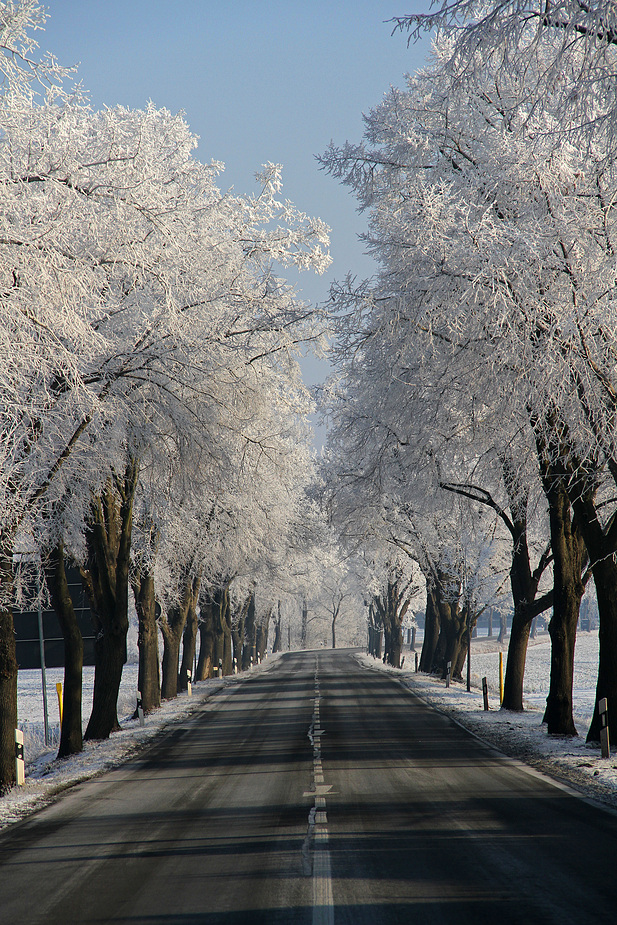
[305,656,334,925]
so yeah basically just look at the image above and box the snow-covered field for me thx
[2,631,616,832]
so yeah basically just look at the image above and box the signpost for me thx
[600,697,610,759]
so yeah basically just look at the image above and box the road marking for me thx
[306,656,334,925]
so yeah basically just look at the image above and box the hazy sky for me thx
[38,1,431,438]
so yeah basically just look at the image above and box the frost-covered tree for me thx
[320,34,617,735]
[393,0,617,152]
[0,75,329,784]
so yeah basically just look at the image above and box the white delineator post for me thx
[15,729,25,786]
[137,691,145,727]
[600,697,610,759]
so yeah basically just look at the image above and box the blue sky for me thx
[39,1,431,438]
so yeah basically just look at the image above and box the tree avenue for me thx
[320,11,617,743]
[0,2,333,790]
[5,0,617,800]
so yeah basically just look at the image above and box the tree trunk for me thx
[586,557,617,743]
[498,613,508,643]
[211,585,227,675]
[542,481,584,736]
[419,584,440,672]
[503,617,532,712]
[256,608,271,662]
[46,542,83,758]
[83,458,138,741]
[568,489,617,744]
[178,587,199,691]
[440,601,466,680]
[0,535,17,792]
[160,570,200,699]
[232,595,250,669]
[242,594,256,669]
[196,598,215,680]
[453,607,479,680]
[132,565,160,714]
[502,482,536,710]
[160,628,182,700]
[272,601,282,654]
[220,585,233,674]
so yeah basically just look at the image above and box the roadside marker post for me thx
[56,682,63,725]
[15,729,24,786]
[600,698,610,759]
[445,661,451,689]
[233,657,238,674]
[136,691,145,727]
[218,658,223,678]
[415,652,418,672]
[482,677,489,711]
[186,670,192,697]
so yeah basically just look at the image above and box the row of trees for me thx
[320,1,617,745]
[0,2,335,791]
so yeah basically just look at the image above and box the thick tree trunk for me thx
[83,458,138,741]
[453,607,479,681]
[502,494,537,710]
[256,608,271,662]
[161,571,200,699]
[503,617,532,711]
[196,599,215,680]
[86,628,126,739]
[242,594,256,669]
[388,625,402,669]
[0,536,17,792]
[232,596,250,670]
[46,542,83,758]
[542,483,584,736]
[132,567,160,714]
[211,585,227,675]
[586,557,617,743]
[440,602,466,680]
[178,596,198,691]
[420,584,440,672]
[533,417,585,736]
[160,630,182,700]
[568,489,617,744]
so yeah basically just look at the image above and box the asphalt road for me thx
[1,649,617,923]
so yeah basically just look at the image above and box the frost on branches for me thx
[392,0,617,154]
[321,32,617,741]
[0,7,330,785]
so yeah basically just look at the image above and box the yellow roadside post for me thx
[56,681,63,725]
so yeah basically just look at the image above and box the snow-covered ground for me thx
[2,631,616,832]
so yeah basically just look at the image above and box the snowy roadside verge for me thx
[0,654,281,832]
[356,638,617,812]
